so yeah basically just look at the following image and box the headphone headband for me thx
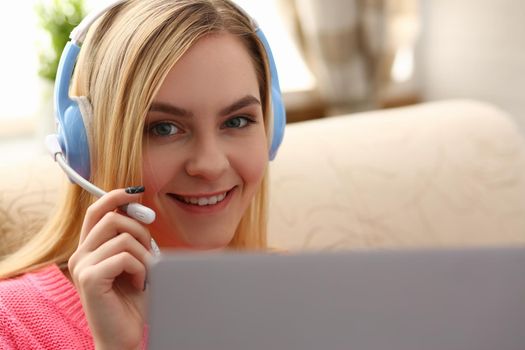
[70,0,127,44]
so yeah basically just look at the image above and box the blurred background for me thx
[1,0,525,163]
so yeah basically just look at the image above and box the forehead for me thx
[154,32,260,108]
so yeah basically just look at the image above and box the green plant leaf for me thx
[35,0,86,82]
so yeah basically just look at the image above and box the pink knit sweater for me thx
[0,264,94,349]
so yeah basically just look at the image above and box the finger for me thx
[80,187,146,243]
[80,211,152,253]
[77,252,146,293]
[71,232,152,281]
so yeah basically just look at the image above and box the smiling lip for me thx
[168,187,235,214]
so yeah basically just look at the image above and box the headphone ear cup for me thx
[269,85,285,160]
[256,28,286,161]
[54,41,92,179]
[58,98,92,179]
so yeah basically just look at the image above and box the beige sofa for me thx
[1,99,525,256]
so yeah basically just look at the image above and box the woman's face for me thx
[142,32,268,250]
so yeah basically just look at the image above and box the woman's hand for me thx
[68,187,153,350]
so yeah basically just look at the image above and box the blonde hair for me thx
[0,0,273,278]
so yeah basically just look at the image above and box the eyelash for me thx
[147,115,256,137]
[148,121,181,137]
[222,115,256,129]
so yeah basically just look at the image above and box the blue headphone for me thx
[53,0,286,181]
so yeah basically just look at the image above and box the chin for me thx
[183,233,234,251]
[188,242,230,252]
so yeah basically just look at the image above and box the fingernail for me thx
[125,186,145,194]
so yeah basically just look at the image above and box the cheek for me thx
[234,133,269,188]
[142,148,176,193]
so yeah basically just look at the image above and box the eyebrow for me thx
[219,95,261,116]
[148,95,261,118]
[149,102,192,117]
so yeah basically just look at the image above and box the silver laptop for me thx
[147,246,525,350]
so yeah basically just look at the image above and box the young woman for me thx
[0,0,284,348]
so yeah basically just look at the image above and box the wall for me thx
[418,0,525,132]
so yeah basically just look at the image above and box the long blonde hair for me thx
[0,0,272,279]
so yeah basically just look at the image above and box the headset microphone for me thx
[46,134,160,254]
[45,134,156,225]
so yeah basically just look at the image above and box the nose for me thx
[185,135,230,181]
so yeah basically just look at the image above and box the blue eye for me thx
[223,116,252,129]
[150,122,179,136]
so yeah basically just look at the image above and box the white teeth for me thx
[181,192,228,206]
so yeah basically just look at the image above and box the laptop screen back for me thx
[147,247,525,350]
